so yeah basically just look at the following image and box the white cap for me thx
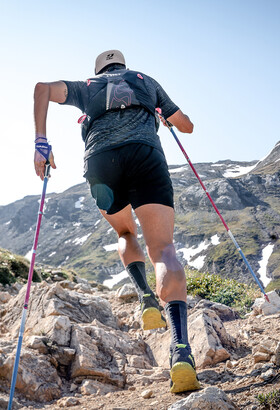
[95,50,126,74]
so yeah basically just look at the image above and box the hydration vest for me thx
[78,69,157,140]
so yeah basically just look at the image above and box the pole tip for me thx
[264,294,270,303]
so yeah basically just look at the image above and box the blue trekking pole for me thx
[8,163,51,410]
[156,109,269,302]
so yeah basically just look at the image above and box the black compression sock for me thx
[126,261,154,301]
[164,300,191,352]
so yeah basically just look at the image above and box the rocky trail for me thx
[1,276,280,410]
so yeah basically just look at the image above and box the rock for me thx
[80,379,118,396]
[116,284,137,300]
[26,335,49,354]
[0,397,21,409]
[70,383,78,392]
[0,291,11,303]
[260,368,277,381]
[252,342,274,355]
[146,308,233,369]
[186,295,202,309]
[0,349,61,402]
[226,360,233,369]
[253,352,271,363]
[141,389,153,399]
[127,355,152,369]
[57,396,80,407]
[252,291,280,316]
[2,282,118,337]
[74,282,93,294]
[70,323,151,386]
[188,309,232,368]
[168,386,237,409]
[50,346,76,366]
[193,300,239,321]
[145,329,171,368]
[33,315,72,346]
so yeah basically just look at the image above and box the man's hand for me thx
[34,146,56,180]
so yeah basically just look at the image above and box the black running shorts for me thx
[84,143,174,215]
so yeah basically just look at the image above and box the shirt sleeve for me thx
[150,77,179,119]
[59,81,88,112]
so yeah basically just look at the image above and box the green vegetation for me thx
[265,278,280,293]
[0,248,41,286]
[185,270,259,314]
[0,248,79,286]
[256,389,280,408]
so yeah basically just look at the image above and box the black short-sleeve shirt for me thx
[61,68,179,160]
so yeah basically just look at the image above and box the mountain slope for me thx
[1,142,280,289]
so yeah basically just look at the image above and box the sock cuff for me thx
[126,261,145,270]
[164,300,187,312]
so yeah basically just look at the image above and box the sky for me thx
[0,0,279,206]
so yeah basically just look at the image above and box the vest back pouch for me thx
[78,70,156,140]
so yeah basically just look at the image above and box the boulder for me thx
[146,308,233,369]
[188,309,232,368]
[2,282,118,338]
[80,379,119,395]
[168,386,238,409]
[252,291,280,316]
[193,300,239,321]
[70,322,151,386]
[0,348,61,402]
[0,291,11,304]
[116,283,137,300]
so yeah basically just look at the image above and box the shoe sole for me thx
[141,307,167,330]
[170,362,200,393]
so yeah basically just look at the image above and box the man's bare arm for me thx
[167,109,194,133]
[34,81,68,135]
[33,81,68,180]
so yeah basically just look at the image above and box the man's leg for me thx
[135,203,200,393]
[100,205,166,330]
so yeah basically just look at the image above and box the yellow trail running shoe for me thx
[170,344,200,393]
[141,294,167,331]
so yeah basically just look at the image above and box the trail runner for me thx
[33,50,200,393]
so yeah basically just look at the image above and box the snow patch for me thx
[169,166,187,173]
[5,220,11,225]
[107,227,113,234]
[94,219,101,226]
[223,165,256,178]
[25,249,33,261]
[258,243,274,287]
[103,270,129,288]
[190,255,207,270]
[177,240,210,269]
[49,251,56,257]
[211,234,220,245]
[75,196,85,209]
[72,233,91,245]
[73,222,81,227]
[103,243,118,252]
[177,236,220,269]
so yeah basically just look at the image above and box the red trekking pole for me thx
[8,163,51,410]
[156,109,269,302]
